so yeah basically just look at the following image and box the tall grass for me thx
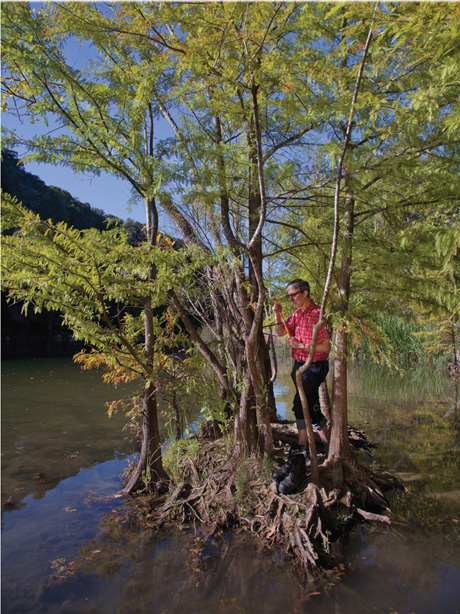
[270,313,451,370]
[350,314,450,368]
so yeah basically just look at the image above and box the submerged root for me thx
[135,424,398,590]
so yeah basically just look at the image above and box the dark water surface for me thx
[2,358,460,614]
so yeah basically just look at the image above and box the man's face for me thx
[287,288,309,309]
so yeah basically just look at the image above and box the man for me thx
[273,279,331,450]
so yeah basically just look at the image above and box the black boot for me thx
[278,449,307,495]
[272,444,304,484]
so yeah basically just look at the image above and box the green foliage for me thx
[2,1,460,473]
[159,349,230,440]
[234,456,262,512]
[401,408,460,500]
[3,2,459,316]
[162,437,199,485]
[1,192,205,383]
[267,3,460,376]
[349,314,441,367]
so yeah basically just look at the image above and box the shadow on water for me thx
[2,358,460,613]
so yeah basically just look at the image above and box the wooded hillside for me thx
[1,148,145,357]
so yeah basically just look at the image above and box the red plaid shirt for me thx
[285,301,330,362]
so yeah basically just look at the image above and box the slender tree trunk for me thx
[295,321,323,484]
[123,377,168,494]
[236,261,274,458]
[217,102,277,444]
[123,196,169,493]
[450,322,459,415]
[245,79,275,457]
[233,377,251,458]
[328,188,354,486]
[323,19,374,487]
[319,381,331,422]
[329,327,350,486]
[246,340,273,457]
[172,391,182,440]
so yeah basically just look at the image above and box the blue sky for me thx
[1,4,168,225]
[2,112,147,224]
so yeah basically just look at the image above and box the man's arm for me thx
[292,337,331,353]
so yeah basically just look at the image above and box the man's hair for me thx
[287,279,310,296]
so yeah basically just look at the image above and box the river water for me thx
[2,357,460,614]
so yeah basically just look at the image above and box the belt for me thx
[294,359,328,367]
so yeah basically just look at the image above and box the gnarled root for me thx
[138,433,399,590]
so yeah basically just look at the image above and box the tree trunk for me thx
[319,381,331,422]
[323,22,374,486]
[123,196,169,494]
[123,378,168,494]
[233,383,248,458]
[171,390,182,440]
[327,186,355,486]
[259,331,278,422]
[450,322,459,412]
[329,327,351,486]
[237,267,274,458]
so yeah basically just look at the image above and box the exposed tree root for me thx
[133,422,402,592]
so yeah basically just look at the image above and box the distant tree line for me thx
[1,149,146,240]
[1,148,146,357]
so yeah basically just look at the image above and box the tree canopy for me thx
[2,2,459,491]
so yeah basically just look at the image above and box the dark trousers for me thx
[291,360,329,429]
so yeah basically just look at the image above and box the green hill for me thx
[2,149,111,230]
[1,149,144,357]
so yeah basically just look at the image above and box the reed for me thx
[351,314,449,367]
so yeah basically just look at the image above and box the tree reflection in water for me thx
[43,494,460,614]
[2,359,459,614]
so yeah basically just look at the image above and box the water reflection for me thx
[347,363,460,517]
[333,527,460,614]
[73,525,306,614]
[1,457,130,613]
[2,358,460,614]
[1,358,139,509]
[13,507,459,614]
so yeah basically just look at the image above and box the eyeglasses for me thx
[286,291,304,300]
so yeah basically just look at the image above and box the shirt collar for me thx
[299,299,316,314]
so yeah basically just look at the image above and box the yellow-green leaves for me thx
[1,191,205,375]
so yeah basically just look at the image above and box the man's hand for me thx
[273,299,290,337]
[272,299,282,316]
[290,337,307,351]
